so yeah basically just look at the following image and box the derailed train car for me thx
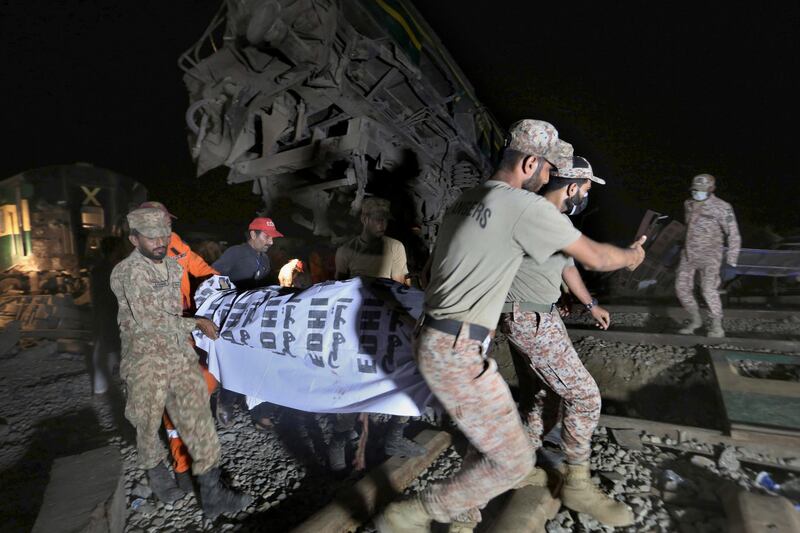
[179,0,504,246]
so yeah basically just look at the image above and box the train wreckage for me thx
[179,0,504,246]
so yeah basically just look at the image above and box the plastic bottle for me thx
[131,497,146,510]
[756,471,780,492]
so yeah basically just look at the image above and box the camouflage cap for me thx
[506,119,562,164]
[138,200,176,220]
[557,155,606,185]
[361,197,391,218]
[127,207,171,238]
[551,140,574,172]
[691,173,715,192]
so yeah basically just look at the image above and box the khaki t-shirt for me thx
[335,235,408,281]
[508,252,574,305]
[425,180,582,329]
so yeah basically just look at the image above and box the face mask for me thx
[691,190,709,201]
[565,190,589,216]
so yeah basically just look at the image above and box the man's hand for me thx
[627,235,647,271]
[196,317,219,340]
[590,306,611,330]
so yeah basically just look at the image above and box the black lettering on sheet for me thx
[328,332,345,368]
[260,331,276,350]
[282,331,296,356]
[283,305,296,329]
[307,332,323,352]
[308,309,326,329]
[359,334,378,355]
[358,359,377,374]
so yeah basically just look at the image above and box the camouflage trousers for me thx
[675,256,723,319]
[123,354,220,475]
[499,310,601,464]
[415,324,534,523]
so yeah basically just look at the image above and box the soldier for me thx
[375,120,646,532]
[111,207,251,518]
[675,174,741,337]
[331,197,426,472]
[500,156,634,527]
[137,201,221,492]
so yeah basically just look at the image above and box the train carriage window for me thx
[81,205,105,229]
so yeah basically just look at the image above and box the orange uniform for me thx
[168,232,218,312]
[163,231,220,474]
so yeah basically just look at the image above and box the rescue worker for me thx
[138,201,220,492]
[331,197,426,472]
[675,174,740,337]
[111,207,251,518]
[375,120,646,532]
[212,217,284,427]
[500,156,634,527]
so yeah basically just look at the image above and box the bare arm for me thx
[562,265,593,306]
[562,265,610,329]
[562,235,646,272]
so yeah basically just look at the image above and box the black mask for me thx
[564,190,589,216]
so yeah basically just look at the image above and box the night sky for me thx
[2,1,798,240]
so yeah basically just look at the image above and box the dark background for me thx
[2,1,798,241]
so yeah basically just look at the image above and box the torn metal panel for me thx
[180,0,504,245]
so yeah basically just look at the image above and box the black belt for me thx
[421,314,490,341]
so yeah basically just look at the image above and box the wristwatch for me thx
[584,298,598,311]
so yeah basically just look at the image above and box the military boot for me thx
[384,418,427,457]
[559,463,634,527]
[374,497,432,533]
[197,467,253,519]
[514,466,549,489]
[707,317,725,338]
[678,310,702,335]
[147,462,184,503]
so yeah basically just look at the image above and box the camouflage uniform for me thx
[499,308,600,464]
[415,325,533,523]
[676,192,741,319]
[111,209,220,475]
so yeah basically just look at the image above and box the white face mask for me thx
[691,190,709,201]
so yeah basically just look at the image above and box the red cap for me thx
[249,217,283,238]
[138,201,177,219]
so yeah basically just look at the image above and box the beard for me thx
[140,246,167,261]
[521,174,546,193]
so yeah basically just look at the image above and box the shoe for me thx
[374,497,432,533]
[175,470,194,493]
[384,420,426,457]
[678,310,702,335]
[147,462,184,503]
[328,431,348,472]
[707,318,725,338]
[559,463,634,527]
[197,467,253,519]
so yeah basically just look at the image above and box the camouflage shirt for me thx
[110,248,199,375]
[683,194,741,265]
